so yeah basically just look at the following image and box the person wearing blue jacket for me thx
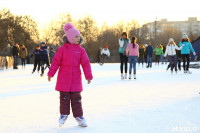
[30,45,41,73]
[40,41,50,76]
[179,34,196,74]
[146,43,153,68]
[119,32,130,79]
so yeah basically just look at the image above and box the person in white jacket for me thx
[164,38,184,73]
[100,45,110,65]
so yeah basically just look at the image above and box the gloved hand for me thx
[193,52,196,56]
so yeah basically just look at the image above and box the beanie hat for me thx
[41,41,46,44]
[183,34,188,38]
[105,45,108,48]
[63,23,80,44]
[169,38,174,42]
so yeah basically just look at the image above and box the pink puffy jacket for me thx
[48,43,93,92]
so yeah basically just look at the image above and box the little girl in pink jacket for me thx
[47,23,93,128]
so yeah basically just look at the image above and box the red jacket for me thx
[48,43,93,92]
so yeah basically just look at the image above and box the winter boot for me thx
[75,116,88,127]
[59,115,68,127]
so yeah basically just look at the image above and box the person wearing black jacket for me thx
[161,44,167,64]
[176,49,181,71]
[12,43,19,69]
[30,45,41,73]
[40,41,50,76]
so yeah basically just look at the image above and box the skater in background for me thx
[164,38,184,74]
[19,44,28,69]
[100,45,110,65]
[49,47,55,64]
[153,44,163,65]
[55,44,60,52]
[146,43,153,68]
[126,36,139,79]
[176,49,182,71]
[30,45,41,73]
[39,41,50,76]
[138,44,145,67]
[12,43,19,69]
[179,34,196,74]
[119,32,130,79]
[48,23,93,127]
[144,44,148,65]
[161,44,167,64]
[96,47,102,65]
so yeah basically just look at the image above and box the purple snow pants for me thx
[60,91,83,118]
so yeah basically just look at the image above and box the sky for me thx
[1,0,200,29]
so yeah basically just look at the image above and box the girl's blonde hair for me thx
[168,41,176,46]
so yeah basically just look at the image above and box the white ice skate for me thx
[59,115,68,127]
[129,74,131,79]
[186,70,192,74]
[121,74,124,80]
[75,116,88,127]
[134,74,136,79]
[125,73,127,79]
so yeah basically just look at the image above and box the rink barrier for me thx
[0,56,13,70]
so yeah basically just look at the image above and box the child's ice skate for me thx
[59,115,68,127]
[75,116,88,127]
[121,74,124,80]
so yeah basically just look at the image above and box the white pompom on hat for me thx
[183,34,188,38]
[169,38,174,42]
[63,23,80,44]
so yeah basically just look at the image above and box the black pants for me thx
[182,54,190,71]
[177,56,181,70]
[21,58,26,67]
[41,59,50,74]
[33,59,40,72]
[155,55,160,64]
[101,54,108,65]
[120,53,128,74]
[138,57,144,65]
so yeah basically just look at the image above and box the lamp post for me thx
[154,17,157,45]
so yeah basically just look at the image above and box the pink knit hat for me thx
[63,23,80,44]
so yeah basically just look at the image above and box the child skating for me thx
[40,41,50,77]
[47,23,93,128]
[30,45,41,73]
[126,36,139,79]
[164,38,184,74]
